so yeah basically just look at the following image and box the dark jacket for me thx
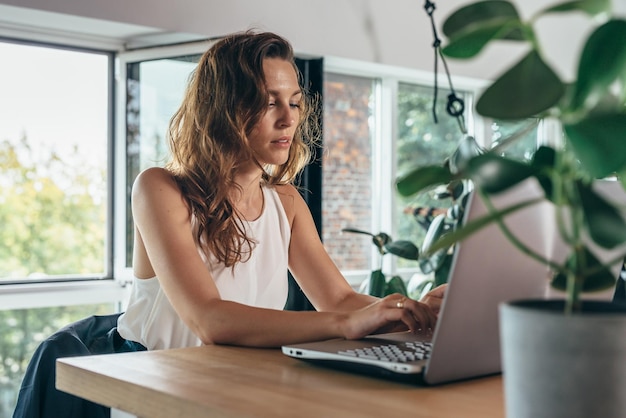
[12,313,145,418]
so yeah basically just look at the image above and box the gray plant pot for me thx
[499,299,626,418]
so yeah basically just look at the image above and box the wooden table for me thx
[56,344,504,418]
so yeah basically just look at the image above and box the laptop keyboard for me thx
[338,341,433,363]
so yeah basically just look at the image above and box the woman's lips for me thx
[272,137,291,148]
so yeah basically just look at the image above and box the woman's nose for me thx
[278,107,295,127]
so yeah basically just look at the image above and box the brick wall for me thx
[322,73,374,271]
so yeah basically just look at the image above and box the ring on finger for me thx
[396,297,406,309]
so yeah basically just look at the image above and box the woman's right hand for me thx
[340,293,438,340]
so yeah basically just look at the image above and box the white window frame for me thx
[113,41,212,285]
[323,56,487,287]
[0,38,217,311]
[0,29,129,311]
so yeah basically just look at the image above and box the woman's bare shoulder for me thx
[134,166,174,184]
[274,184,302,222]
[275,184,313,221]
[131,167,187,210]
[133,167,178,194]
[274,183,299,196]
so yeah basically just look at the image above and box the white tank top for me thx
[117,186,290,350]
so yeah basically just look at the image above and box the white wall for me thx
[1,0,625,81]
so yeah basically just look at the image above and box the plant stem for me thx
[565,246,585,314]
[554,141,586,314]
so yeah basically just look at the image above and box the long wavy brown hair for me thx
[165,30,319,267]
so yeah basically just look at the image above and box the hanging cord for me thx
[423,0,467,134]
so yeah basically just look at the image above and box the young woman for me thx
[117,30,445,350]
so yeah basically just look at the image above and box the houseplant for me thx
[397,0,626,416]
[343,180,469,299]
[341,227,412,297]
[405,180,470,297]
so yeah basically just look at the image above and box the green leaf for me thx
[564,113,626,178]
[369,269,387,298]
[342,229,396,255]
[449,135,485,174]
[443,0,521,37]
[539,0,611,19]
[571,20,626,110]
[476,50,566,119]
[578,182,626,249]
[419,257,441,275]
[449,180,467,200]
[424,197,541,256]
[341,228,374,237]
[421,215,448,253]
[341,229,391,255]
[385,275,408,296]
[530,146,556,199]
[434,254,454,286]
[372,232,392,254]
[419,215,449,274]
[442,1,526,58]
[385,240,419,260]
[466,153,536,193]
[531,145,556,170]
[551,247,616,292]
[442,23,524,59]
[396,165,453,197]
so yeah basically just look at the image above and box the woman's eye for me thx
[290,103,301,109]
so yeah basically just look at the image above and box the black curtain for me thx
[284,57,324,311]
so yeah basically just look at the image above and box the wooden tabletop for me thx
[57,344,504,418]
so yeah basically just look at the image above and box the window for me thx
[0,303,116,417]
[0,39,120,418]
[123,52,201,266]
[0,40,111,282]
[320,60,544,289]
[322,59,482,285]
[395,83,472,268]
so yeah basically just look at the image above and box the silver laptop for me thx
[282,179,625,385]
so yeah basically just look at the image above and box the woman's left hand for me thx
[420,284,447,315]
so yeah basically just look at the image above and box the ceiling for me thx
[0,3,203,50]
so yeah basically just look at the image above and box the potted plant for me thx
[341,227,413,297]
[396,0,626,416]
[404,179,471,297]
[344,180,469,299]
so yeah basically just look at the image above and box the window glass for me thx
[395,83,470,267]
[0,41,110,281]
[125,55,200,266]
[489,119,539,161]
[0,303,116,417]
[322,73,376,272]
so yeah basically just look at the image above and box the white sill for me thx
[0,268,422,311]
[0,279,130,311]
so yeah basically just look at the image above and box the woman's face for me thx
[248,58,302,166]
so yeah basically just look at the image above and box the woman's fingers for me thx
[420,284,447,314]
[345,293,440,340]
[386,294,437,332]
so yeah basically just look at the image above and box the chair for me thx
[12,313,145,418]
[285,273,315,311]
